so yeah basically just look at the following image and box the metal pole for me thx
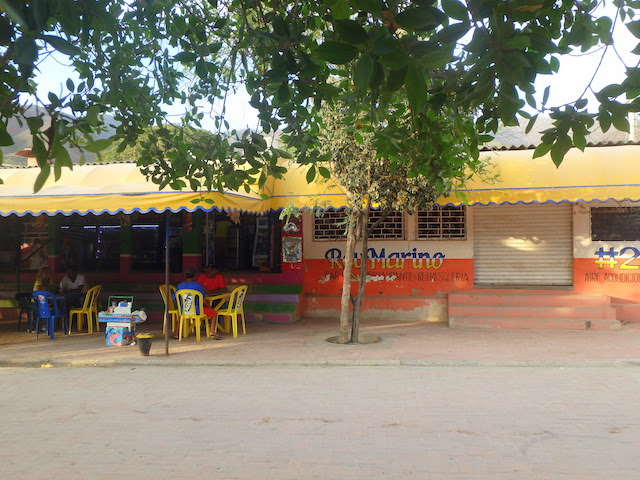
[164,211,170,356]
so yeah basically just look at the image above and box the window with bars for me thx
[313,209,405,240]
[417,206,466,239]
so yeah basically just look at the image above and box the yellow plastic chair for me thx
[215,285,248,338]
[69,285,102,334]
[158,284,179,334]
[176,289,211,342]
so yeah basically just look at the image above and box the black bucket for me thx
[137,334,153,356]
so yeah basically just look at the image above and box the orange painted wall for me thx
[574,256,640,301]
[304,257,474,296]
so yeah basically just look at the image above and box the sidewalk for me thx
[2,317,640,367]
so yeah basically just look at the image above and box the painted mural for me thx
[304,246,473,297]
[575,245,640,300]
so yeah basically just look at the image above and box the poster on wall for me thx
[282,236,302,263]
[20,217,48,271]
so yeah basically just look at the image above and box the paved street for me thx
[2,365,640,479]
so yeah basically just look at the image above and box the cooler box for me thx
[105,322,135,346]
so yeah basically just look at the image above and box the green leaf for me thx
[14,35,37,65]
[318,166,331,178]
[174,51,198,62]
[525,114,538,134]
[550,135,572,167]
[394,7,446,31]
[378,51,409,70]
[0,127,13,146]
[55,146,73,168]
[85,137,115,153]
[0,0,28,27]
[33,162,50,193]
[84,105,101,127]
[405,63,427,111]
[441,0,469,21]
[334,19,369,44]
[627,20,640,39]
[599,84,624,98]
[372,34,397,56]
[353,55,374,90]
[575,98,588,109]
[433,23,470,45]
[42,35,82,56]
[386,66,407,91]
[611,113,630,132]
[306,166,316,183]
[349,0,382,15]
[542,85,550,105]
[329,0,351,19]
[533,141,552,159]
[573,132,587,151]
[314,41,359,64]
[503,35,531,50]
[420,42,455,68]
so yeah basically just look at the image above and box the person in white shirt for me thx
[59,265,86,294]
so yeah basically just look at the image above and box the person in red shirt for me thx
[197,263,227,295]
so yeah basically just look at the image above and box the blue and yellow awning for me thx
[0,163,265,216]
[270,144,640,209]
[2,144,640,216]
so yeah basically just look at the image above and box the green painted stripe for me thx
[245,303,297,313]
[245,284,303,294]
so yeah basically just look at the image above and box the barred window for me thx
[417,206,466,239]
[313,209,405,240]
[314,210,348,240]
[368,210,404,239]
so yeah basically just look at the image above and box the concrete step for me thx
[449,316,621,330]
[448,305,618,320]
[449,292,611,307]
[611,301,640,323]
[448,291,622,330]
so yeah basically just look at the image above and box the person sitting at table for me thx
[59,265,87,294]
[59,265,87,310]
[33,265,55,292]
[176,266,222,340]
[197,262,227,295]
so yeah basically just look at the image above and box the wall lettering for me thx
[325,247,445,270]
[594,246,640,270]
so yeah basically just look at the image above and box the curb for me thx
[3,358,640,368]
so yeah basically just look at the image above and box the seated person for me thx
[197,263,227,295]
[59,265,87,309]
[59,265,86,294]
[33,266,55,292]
[176,266,221,339]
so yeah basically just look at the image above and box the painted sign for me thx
[303,247,473,297]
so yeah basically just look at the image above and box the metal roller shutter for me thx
[473,204,573,286]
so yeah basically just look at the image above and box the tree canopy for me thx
[1,0,640,193]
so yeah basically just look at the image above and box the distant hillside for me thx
[1,106,116,165]
[486,115,640,148]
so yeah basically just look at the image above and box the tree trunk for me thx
[351,201,370,343]
[338,210,359,343]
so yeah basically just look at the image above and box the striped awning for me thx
[2,144,640,216]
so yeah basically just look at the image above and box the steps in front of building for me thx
[611,297,640,323]
[448,292,621,330]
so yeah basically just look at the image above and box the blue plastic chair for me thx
[32,291,67,340]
